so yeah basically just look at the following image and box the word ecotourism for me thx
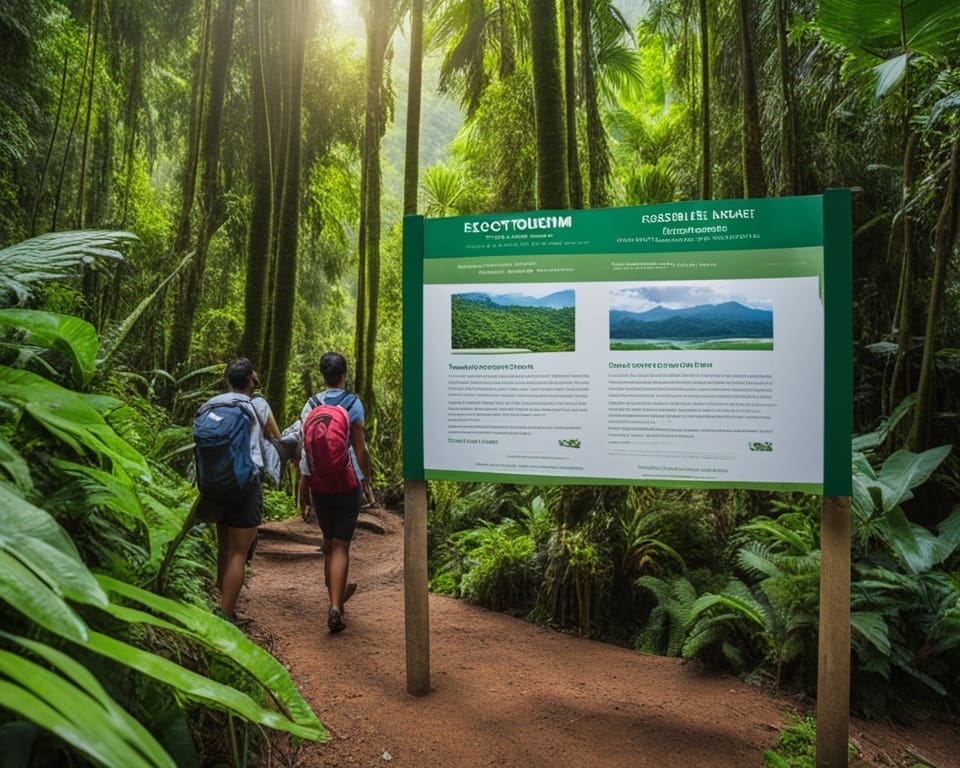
[463,215,574,234]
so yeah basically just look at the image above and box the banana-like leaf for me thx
[882,506,956,574]
[0,309,99,387]
[876,445,952,511]
[0,634,176,768]
[95,575,326,736]
[0,365,149,478]
[0,435,32,492]
[0,652,169,768]
[51,459,146,529]
[0,230,134,306]
[81,630,327,741]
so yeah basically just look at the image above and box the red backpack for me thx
[302,392,358,493]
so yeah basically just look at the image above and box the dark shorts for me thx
[311,485,362,541]
[197,478,263,528]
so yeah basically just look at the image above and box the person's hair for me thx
[319,352,347,387]
[226,358,255,390]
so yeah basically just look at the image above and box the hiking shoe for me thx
[327,607,346,633]
[214,607,252,627]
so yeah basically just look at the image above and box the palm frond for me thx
[0,230,135,307]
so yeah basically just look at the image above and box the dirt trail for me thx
[241,510,959,768]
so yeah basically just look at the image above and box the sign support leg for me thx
[816,495,851,767]
[404,478,430,695]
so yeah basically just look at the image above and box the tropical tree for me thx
[818,0,960,431]
[529,0,570,209]
[355,0,403,423]
[169,0,238,374]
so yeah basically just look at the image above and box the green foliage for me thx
[0,232,327,765]
[762,712,858,768]
[451,295,575,352]
[452,72,537,213]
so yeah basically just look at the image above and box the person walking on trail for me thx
[299,351,374,634]
[195,358,280,625]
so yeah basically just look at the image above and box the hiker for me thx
[195,358,280,624]
[299,351,374,633]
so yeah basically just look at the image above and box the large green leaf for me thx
[0,483,84,558]
[881,504,960,574]
[870,445,952,511]
[0,435,33,492]
[0,551,88,642]
[0,483,108,630]
[0,309,99,387]
[0,365,149,478]
[0,651,170,768]
[81,631,327,741]
[818,0,960,59]
[96,575,326,735]
[0,634,176,768]
[0,230,134,306]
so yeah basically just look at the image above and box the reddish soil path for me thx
[242,510,960,768]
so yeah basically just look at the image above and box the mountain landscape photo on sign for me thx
[451,289,576,353]
[609,285,774,351]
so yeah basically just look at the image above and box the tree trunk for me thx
[241,0,275,364]
[888,130,918,414]
[738,0,765,198]
[32,54,68,236]
[775,0,798,196]
[403,0,424,216]
[165,0,212,370]
[266,0,310,425]
[170,0,237,372]
[356,0,397,421]
[579,0,609,208]
[906,139,959,452]
[529,0,570,210]
[698,0,711,200]
[498,0,516,80]
[75,0,102,231]
[563,0,583,209]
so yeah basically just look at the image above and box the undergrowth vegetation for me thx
[427,425,960,715]
[0,233,323,767]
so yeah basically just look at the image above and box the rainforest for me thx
[1,0,959,765]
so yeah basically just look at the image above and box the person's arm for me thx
[350,421,375,505]
[263,410,281,440]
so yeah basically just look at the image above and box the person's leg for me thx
[215,521,228,592]
[220,525,259,616]
[327,538,352,612]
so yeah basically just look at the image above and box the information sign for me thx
[403,192,851,493]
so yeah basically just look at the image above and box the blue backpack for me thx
[193,399,258,503]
